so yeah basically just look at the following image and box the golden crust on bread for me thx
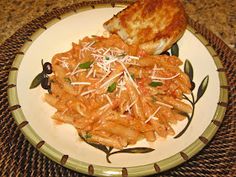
[103,0,187,54]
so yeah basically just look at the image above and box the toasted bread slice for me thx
[103,0,187,55]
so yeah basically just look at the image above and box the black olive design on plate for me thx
[41,76,51,90]
[43,62,53,74]
[30,59,52,93]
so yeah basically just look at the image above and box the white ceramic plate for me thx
[8,3,228,176]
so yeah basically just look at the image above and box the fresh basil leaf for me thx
[64,77,71,83]
[79,61,93,69]
[149,81,163,87]
[196,75,209,103]
[107,82,117,93]
[171,43,179,57]
[105,56,110,60]
[30,72,44,89]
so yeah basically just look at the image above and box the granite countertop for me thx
[0,0,235,52]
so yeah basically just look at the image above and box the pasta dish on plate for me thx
[43,34,192,149]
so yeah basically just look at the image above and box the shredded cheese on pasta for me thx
[46,34,192,149]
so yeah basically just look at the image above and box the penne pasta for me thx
[82,132,123,149]
[101,121,140,143]
[160,96,192,113]
[44,34,192,149]
[144,131,156,142]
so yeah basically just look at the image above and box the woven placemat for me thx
[0,1,235,176]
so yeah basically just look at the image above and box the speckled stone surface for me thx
[0,0,235,52]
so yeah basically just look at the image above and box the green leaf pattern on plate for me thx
[175,59,209,138]
[171,43,179,57]
[81,133,155,163]
[196,76,209,103]
[31,43,209,163]
[30,72,44,89]
[184,59,194,81]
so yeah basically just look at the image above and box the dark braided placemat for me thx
[0,1,235,176]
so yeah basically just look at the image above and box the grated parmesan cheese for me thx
[81,89,96,96]
[145,107,161,123]
[151,73,180,80]
[99,72,123,88]
[104,94,113,106]
[71,82,91,85]
[155,101,173,108]
[118,61,140,94]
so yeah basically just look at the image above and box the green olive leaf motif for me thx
[80,134,155,163]
[79,134,109,153]
[88,142,109,153]
[175,74,209,139]
[196,75,209,103]
[110,147,155,155]
[176,110,191,120]
[190,81,196,91]
[29,72,44,89]
[171,43,179,57]
[184,60,195,90]
[184,59,194,81]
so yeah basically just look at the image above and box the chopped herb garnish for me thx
[79,61,93,69]
[107,82,117,93]
[84,133,92,139]
[64,77,71,83]
[105,56,110,60]
[149,81,163,87]
[130,73,135,80]
[151,96,157,102]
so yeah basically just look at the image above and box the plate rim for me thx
[7,2,228,176]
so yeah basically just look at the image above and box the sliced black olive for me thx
[41,77,51,90]
[43,62,53,74]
